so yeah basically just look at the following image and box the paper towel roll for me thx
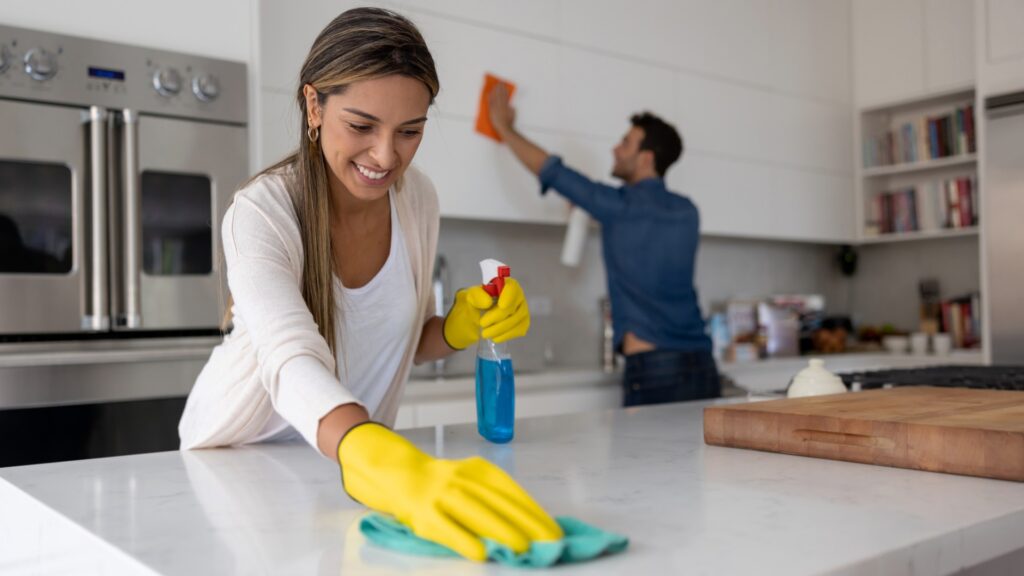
[560,207,589,267]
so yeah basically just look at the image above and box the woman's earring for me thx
[307,125,319,143]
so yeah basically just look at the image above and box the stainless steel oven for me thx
[0,25,248,465]
[0,24,246,337]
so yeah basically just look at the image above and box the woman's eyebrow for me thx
[343,108,427,126]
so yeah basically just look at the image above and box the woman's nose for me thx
[369,135,397,169]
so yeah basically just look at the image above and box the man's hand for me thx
[486,83,548,175]
[488,83,516,139]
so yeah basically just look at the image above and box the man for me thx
[489,85,719,406]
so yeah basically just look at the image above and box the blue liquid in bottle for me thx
[475,353,515,443]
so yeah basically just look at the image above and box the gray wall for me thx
[843,236,980,332]
[423,219,979,377]
[426,219,848,375]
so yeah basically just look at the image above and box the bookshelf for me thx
[857,226,978,245]
[853,86,984,354]
[861,154,977,178]
[855,87,978,243]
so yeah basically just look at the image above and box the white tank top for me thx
[253,190,416,442]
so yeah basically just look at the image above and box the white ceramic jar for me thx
[787,358,848,398]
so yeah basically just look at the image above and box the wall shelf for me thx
[862,154,977,178]
[859,226,978,245]
[856,84,978,244]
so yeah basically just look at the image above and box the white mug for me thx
[932,333,952,356]
[911,332,929,355]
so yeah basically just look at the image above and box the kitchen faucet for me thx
[432,254,450,374]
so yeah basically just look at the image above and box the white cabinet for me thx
[251,1,853,242]
[976,0,1024,96]
[854,0,927,106]
[854,0,976,108]
[413,115,569,224]
[925,0,976,91]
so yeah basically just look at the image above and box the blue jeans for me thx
[622,349,721,407]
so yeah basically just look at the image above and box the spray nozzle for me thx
[480,259,510,298]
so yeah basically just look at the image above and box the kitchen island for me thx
[3,399,1024,575]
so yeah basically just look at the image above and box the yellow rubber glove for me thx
[442,285,493,350]
[338,422,563,561]
[443,278,532,350]
[481,278,530,343]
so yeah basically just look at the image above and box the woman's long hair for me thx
[223,7,439,359]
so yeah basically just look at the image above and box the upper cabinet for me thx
[253,0,854,241]
[854,0,975,108]
[976,0,1024,96]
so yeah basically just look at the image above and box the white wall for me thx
[254,0,854,242]
[0,0,252,63]
[2,0,255,173]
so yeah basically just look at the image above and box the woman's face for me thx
[305,75,431,203]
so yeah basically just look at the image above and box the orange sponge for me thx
[475,73,516,141]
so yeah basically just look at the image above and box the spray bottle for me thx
[475,259,515,443]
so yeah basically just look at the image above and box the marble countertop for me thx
[719,350,986,394]
[3,399,1024,575]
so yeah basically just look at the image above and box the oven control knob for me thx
[23,47,57,81]
[0,46,10,74]
[152,67,182,96]
[191,74,220,102]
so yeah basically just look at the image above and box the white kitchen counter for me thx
[3,399,1024,575]
[720,350,986,394]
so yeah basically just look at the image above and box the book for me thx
[866,176,977,235]
[940,293,983,349]
[865,104,975,168]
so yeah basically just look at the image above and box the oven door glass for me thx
[140,171,212,276]
[0,160,73,274]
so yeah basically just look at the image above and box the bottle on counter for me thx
[475,259,515,443]
[601,297,616,373]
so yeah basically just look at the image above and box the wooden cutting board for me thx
[704,387,1024,482]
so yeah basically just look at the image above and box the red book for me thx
[957,178,973,227]
[962,301,976,348]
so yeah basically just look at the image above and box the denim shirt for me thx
[539,156,710,352]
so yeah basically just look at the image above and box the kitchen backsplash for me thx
[844,236,980,331]
[413,215,979,378]
[413,216,849,377]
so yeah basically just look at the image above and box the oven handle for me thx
[85,106,110,331]
[121,109,142,328]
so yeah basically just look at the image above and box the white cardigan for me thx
[178,165,439,450]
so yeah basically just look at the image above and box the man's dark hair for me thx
[630,112,683,177]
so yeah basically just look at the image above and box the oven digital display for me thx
[88,66,125,81]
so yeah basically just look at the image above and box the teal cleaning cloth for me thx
[359,513,628,568]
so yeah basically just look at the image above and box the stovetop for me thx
[839,365,1024,391]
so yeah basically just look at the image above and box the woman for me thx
[179,7,560,560]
